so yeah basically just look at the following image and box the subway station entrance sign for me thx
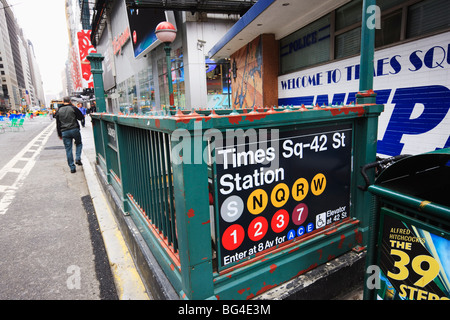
[214,123,353,269]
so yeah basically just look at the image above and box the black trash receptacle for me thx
[364,148,450,300]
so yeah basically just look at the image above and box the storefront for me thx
[209,0,450,157]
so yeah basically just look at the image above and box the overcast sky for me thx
[8,0,69,100]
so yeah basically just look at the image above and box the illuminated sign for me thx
[126,8,168,58]
[278,32,450,157]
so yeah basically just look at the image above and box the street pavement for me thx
[0,115,148,300]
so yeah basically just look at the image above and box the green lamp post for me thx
[357,0,377,105]
[87,53,106,113]
[155,21,177,112]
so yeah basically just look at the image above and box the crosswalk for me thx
[0,122,55,215]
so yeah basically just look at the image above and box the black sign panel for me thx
[214,123,353,269]
[106,122,117,149]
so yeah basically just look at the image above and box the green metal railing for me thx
[92,114,179,257]
[122,126,178,252]
[91,102,383,300]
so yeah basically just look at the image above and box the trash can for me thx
[364,148,450,300]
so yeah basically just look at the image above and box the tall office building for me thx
[0,0,46,111]
[0,0,19,110]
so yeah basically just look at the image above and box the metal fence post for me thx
[100,118,112,184]
[353,112,380,243]
[357,0,377,105]
[171,128,215,299]
[115,122,131,213]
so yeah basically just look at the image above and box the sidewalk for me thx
[80,117,150,300]
[0,117,116,299]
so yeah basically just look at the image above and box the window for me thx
[206,59,231,109]
[279,0,450,74]
[335,0,362,30]
[407,0,450,38]
[335,28,361,59]
[377,0,407,11]
[137,66,155,114]
[117,81,127,113]
[126,77,137,114]
[280,14,331,74]
[334,0,363,59]
[117,77,137,114]
[375,10,402,48]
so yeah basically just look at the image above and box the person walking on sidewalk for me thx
[77,103,86,127]
[56,96,84,173]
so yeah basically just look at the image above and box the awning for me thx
[125,0,256,15]
[209,0,350,59]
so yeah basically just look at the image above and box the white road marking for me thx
[0,122,56,215]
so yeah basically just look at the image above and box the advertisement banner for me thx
[77,30,96,89]
[214,123,353,269]
[376,209,450,300]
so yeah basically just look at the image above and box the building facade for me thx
[89,0,248,114]
[210,0,450,158]
[0,0,46,112]
[88,0,449,156]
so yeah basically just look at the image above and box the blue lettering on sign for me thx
[280,43,450,90]
[279,40,450,156]
[377,85,450,156]
[409,46,449,71]
[280,55,404,90]
[279,89,392,107]
[287,229,296,240]
[279,96,315,106]
[281,25,330,57]
[278,85,450,156]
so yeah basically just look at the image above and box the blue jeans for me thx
[62,128,82,170]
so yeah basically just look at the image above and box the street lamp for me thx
[155,21,177,112]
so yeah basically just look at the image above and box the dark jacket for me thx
[56,104,84,138]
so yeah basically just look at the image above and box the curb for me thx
[81,150,150,300]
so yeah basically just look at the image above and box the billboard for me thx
[126,7,176,58]
[77,30,96,88]
[376,209,450,300]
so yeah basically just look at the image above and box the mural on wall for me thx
[232,36,263,109]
